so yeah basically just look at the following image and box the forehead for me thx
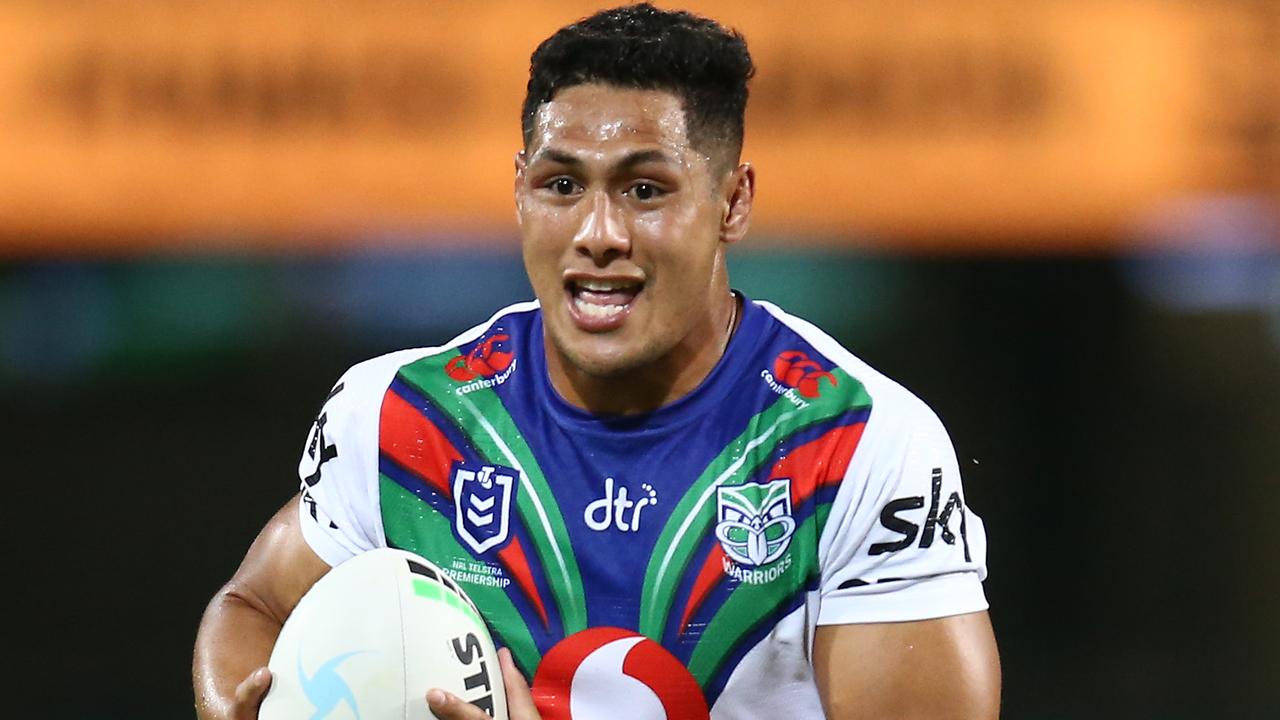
[527,84,695,160]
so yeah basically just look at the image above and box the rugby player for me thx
[193,5,1000,719]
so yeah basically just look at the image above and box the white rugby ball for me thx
[259,548,508,720]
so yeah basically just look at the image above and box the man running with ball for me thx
[194,5,1001,718]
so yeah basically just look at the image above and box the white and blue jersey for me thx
[297,295,988,719]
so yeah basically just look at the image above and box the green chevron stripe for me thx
[637,368,870,638]
[380,477,541,673]
[397,353,588,634]
[685,514,822,685]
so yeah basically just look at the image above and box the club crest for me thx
[451,462,518,555]
[715,478,796,568]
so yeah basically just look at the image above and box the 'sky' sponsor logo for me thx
[300,381,344,530]
[869,467,971,561]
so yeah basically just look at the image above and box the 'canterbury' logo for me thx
[771,350,837,399]
[446,334,514,382]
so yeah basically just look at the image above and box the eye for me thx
[551,178,578,196]
[629,183,661,201]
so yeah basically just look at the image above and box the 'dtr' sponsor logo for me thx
[582,477,658,533]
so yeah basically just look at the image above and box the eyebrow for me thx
[532,148,678,172]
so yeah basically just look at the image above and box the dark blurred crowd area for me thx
[3,240,1278,718]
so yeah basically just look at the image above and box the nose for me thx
[572,191,630,265]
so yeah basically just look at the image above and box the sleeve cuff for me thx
[297,501,358,568]
[817,571,988,625]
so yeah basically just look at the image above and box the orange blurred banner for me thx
[0,0,1276,254]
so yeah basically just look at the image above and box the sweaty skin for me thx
[193,497,330,720]
[516,83,753,415]
[193,84,1000,720]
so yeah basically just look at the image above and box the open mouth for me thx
[565,277,644,330]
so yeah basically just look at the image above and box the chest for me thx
[375,358,866,712]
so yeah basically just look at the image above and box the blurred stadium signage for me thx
[0,0,1276,253]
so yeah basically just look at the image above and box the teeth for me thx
[568,278,639,323]
[574,297,627,319]
[577,279,638,292]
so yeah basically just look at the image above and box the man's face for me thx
[516,84,732,378]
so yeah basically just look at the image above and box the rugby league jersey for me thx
[297,295,988,719]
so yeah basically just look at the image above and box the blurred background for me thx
[3,1,1277,717]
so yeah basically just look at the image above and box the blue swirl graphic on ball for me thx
[297,649,369,719]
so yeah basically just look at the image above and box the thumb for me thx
[233,667,273,718]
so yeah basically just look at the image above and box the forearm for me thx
[191,496,332,720]
[192,584,284,720]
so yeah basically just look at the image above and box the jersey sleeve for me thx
[816,391,989,625]
[295,357,398,567]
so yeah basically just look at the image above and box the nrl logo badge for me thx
[715,478,796,568]
[452,462,518,555]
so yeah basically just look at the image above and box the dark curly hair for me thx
[522,3,755,172]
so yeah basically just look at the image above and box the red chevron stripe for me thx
[380,389,460,498]
[497,536,551,629]
[678,544,727,636]
[675,421,866,635]
[782,421,866,508]
[382,386,553,630]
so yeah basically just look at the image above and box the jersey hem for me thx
[816,572,988,625]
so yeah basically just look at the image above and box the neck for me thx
[547,291,740,416]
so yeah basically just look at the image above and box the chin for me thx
[562,346,647,379]
[552,332,664,380]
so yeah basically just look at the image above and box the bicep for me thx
[813,611,1000,720]
[222,494,332,623]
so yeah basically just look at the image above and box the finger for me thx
[498,648,540,719]
[232,667,272,718]
[426,688,489,720]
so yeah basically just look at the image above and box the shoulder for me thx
[766,303,989,616]
[331,300,540,407]
[755,299,944,437]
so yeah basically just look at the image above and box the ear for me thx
[513,150,528,226]
[719,162,755,245]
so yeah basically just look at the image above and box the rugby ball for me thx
[259,548,508,720]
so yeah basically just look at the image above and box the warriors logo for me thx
[715,479,796,568]
[451,462,518,555]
